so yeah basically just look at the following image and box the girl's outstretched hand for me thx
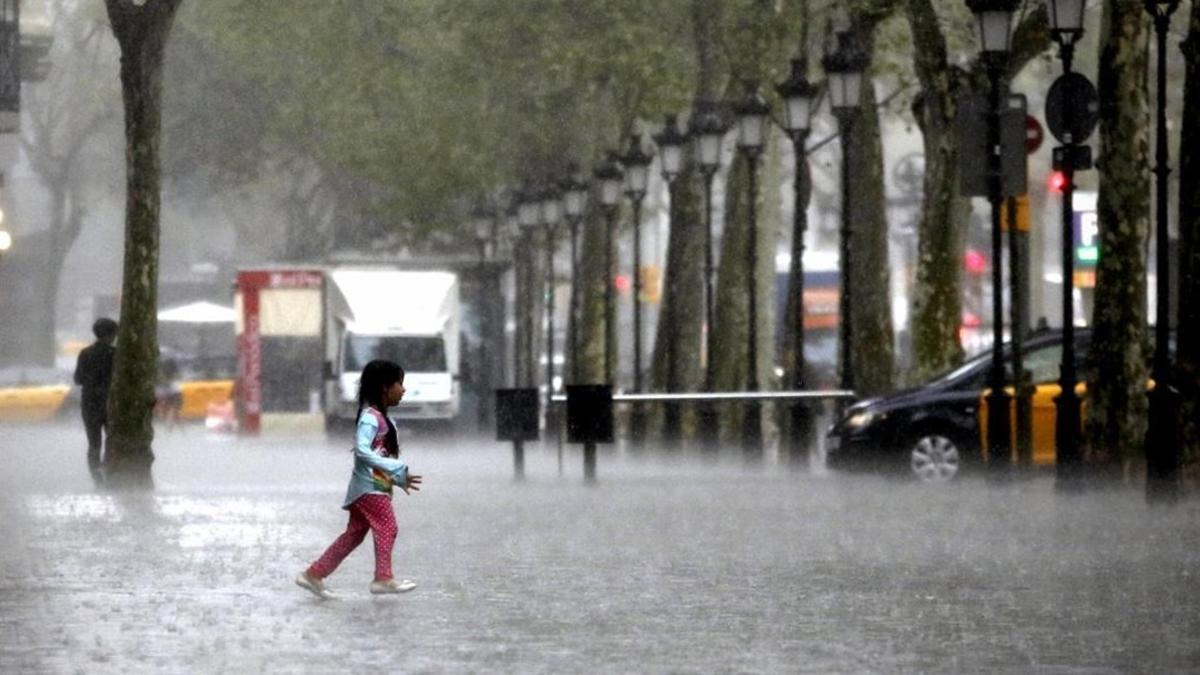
[401,473,423,495]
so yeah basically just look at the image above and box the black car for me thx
[825,329,1092,483]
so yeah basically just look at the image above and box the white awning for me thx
[158,301,237,324]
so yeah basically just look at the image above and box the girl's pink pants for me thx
[307,494,397,581]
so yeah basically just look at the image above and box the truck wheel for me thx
[907,431,963,483]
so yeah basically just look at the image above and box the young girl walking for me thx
[296,359,423,598]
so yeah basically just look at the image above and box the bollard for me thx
[513,439,525,478]
[566,385,613,484]
[583,441,597,483]
[495,388,539,481]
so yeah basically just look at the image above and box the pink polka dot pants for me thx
[307,494,398,581]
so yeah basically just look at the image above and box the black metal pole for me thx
[789,130,814,466]
[568,216,580,383]
[1055,41,1084,491]
[837,113,855,396]
[544,225,561,475]
[1007,196,1032,472]
[583,440,596,483]
[630,197,647,443]
[663,180,682,448]
[698,170,720,451]
[985,59,1013,479]
[477,239,489,433]
[545,226,555,406]
[521,232,535,388]
[743,151,763,459]
[1146,6,1182,503]
[604,207,616,383]
[513,438,525,481]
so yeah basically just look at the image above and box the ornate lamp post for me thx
[1143,0,1183,502]
[539,186,563,420]
[594,155,624,383]
[560,168,589,384]
[1045,0,1089,489]
[516,190,541,388]
[471,201,496,432]
[822,32,868,398]
[690,102,729,450]
[733,84,770,458]
[652,114,689,444]
[775,58,819,465]
[620,134,653,443]
[966,0,1019,479]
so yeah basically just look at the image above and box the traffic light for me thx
[1048,170,1066,193]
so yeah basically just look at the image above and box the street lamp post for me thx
[733,84,770,459]
[539,187,562,433]
[471,202,495,433]
[1046,0,1088,490]
[652,114,688,445]
[776,58,819,466]
[690,103,729,451]
[594,156,624,384]
[1143,0,1183,502]
[517,190,541,388]
[822,32,868,399]
[966,0,1019,480]
[560,168,589,384]
[620,134,653,444]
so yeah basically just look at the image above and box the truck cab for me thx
[324,269,460,427]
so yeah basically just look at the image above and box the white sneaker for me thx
[369,578,417,594]
[295,571,333,599]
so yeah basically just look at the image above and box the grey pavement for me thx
[1,423,1198,674]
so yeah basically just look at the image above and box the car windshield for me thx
[343,335,446,372]
[927,352,991,386]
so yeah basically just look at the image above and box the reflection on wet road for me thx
[1,424,1197,673]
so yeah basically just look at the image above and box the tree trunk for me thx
[1086,0,1151,475]
[781,129,814,460]
[1178,1,1200,475]
[904,0,968,380]
[576,208,614,385]
[712,154,752,439]
[649,164,705,442]
[843,22,895,396]
[709,0,784,448]
[103,0,184,489]
[902,1,1047,382]
[28,186,69,366]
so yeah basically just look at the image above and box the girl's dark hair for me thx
[357,359,404,455]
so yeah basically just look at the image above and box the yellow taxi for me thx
[980,374,1163,464]
[178,379,235,420]
[0,367,76,422]
[978,381,1089,465]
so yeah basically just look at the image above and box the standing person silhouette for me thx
[73,318,117,484]
[296,359,422,598]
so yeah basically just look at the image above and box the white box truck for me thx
[323,268,461,426]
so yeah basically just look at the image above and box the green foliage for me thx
[171,0,698,246]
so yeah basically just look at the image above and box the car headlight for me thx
[846,410,881,429]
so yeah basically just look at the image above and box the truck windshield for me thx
[344,335,446,372]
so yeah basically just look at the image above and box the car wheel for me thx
[908,432,963,483]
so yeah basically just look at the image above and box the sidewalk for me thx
[1,424,1198,673]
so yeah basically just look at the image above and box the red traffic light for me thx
[1048,170,1066,192]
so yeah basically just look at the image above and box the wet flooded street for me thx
[1,424,1198,673]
